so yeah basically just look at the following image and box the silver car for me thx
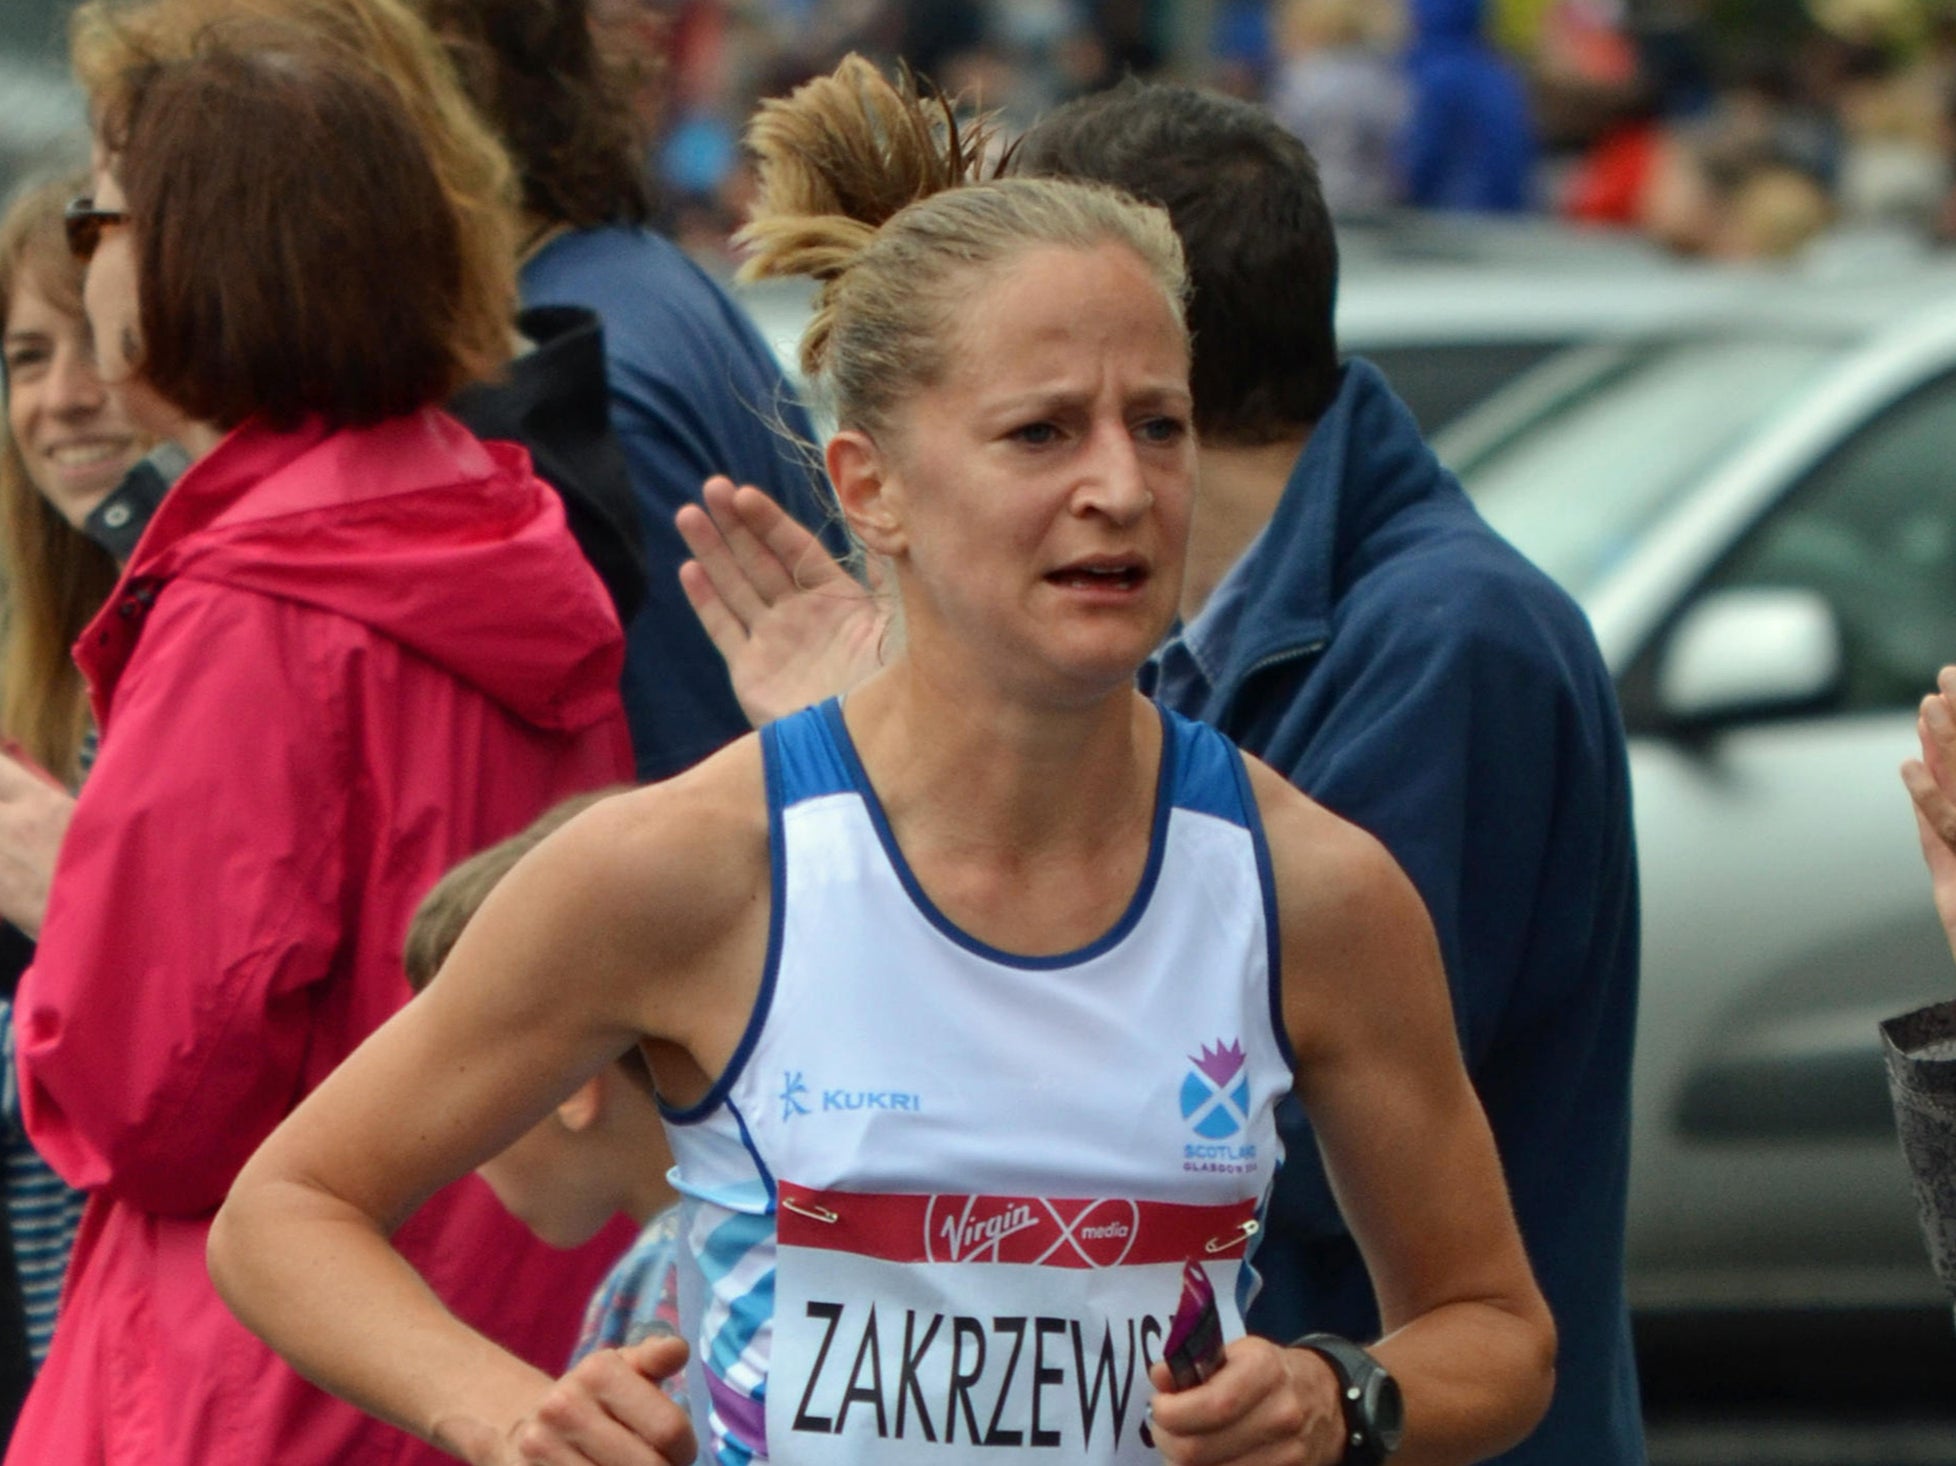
[1442,263,1956,1316]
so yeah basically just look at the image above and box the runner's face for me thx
[866,242,1194,704]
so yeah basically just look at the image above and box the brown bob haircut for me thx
[97,26,508,431]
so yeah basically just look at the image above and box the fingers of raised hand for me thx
[1907,771,1956,883]
[698,478,804,604]
[1922,678,1956,765]
[726,483,850,592]
[678,555,753,660]
[1909,682,1956,857]
[676,498,769,632]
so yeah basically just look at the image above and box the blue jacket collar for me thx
[1178,357,1445,699]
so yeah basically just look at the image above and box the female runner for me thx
[211,58,1554,1466]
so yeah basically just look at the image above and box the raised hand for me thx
[0,747,74,938]
[1902,665,1956,966]
[676,476,890,727]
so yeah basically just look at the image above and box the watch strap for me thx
[1289,1331,1397,1465]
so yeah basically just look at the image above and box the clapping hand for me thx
[1903,665,1956,965]
[676,476,890,727]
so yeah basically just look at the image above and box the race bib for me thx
[768,1182,1258,1463]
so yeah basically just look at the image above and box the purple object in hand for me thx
[1162,1258,1225,1390]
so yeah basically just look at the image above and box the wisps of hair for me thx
[736,54,997,377]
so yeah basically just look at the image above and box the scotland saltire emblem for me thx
[1180,1039,1249,1138]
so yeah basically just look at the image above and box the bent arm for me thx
[210,765,765,1458]
[1258,763,1553,1461]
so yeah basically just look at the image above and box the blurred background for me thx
[13,0,1956,1458]
[16,0,1956,268]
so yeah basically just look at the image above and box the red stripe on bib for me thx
[778,1184,1258,1267]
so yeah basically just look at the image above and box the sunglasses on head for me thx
[63,197,129,263]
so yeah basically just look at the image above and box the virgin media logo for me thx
[922,1195,1141,1268]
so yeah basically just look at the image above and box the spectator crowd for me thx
[629,0,1956,266]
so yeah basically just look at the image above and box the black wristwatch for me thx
[1291,1332,1404,1465]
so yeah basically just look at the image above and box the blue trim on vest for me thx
[766,697,855,804]
[1164,706,1253,826]
[817,698,1179,971]
[659,721,793,1127]
[1225,744,1296,1075]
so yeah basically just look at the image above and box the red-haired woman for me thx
[5,28,636,1466]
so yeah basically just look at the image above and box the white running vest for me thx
[662,699,1293,1465]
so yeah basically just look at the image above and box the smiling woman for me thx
[0,179,128,785]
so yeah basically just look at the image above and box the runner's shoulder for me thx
[1237,753,1430,972]
[540,733,770,961]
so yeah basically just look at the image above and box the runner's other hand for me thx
[1146,1335,1346,1466]
[440,1335,696,1466]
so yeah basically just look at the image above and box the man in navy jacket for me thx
[1016,83,1641,1465]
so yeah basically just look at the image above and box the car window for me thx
[1692,369,1956,713]
[1450,337,1836,599]
[1350,340,1568,436]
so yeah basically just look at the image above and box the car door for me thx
[1618,367,1956,1310]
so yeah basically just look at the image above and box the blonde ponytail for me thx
[741,56,992,260]
[735,54,1187,436]
[738,56,997,385]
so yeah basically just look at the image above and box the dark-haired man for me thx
[419,0,837,782]
[1012,82,1640,1466]
[682,78,1642,1466]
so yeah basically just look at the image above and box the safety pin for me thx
[1204,1219,1259,1254]
[781,1195,840,1225]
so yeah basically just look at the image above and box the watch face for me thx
[1367,1374,1406,1453]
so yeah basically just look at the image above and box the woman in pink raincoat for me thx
[5,24,637,1465]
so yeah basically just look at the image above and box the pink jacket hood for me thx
[12,406,635,1466]
[86,409,623,733]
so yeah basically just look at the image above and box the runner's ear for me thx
[827,430,906,557]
